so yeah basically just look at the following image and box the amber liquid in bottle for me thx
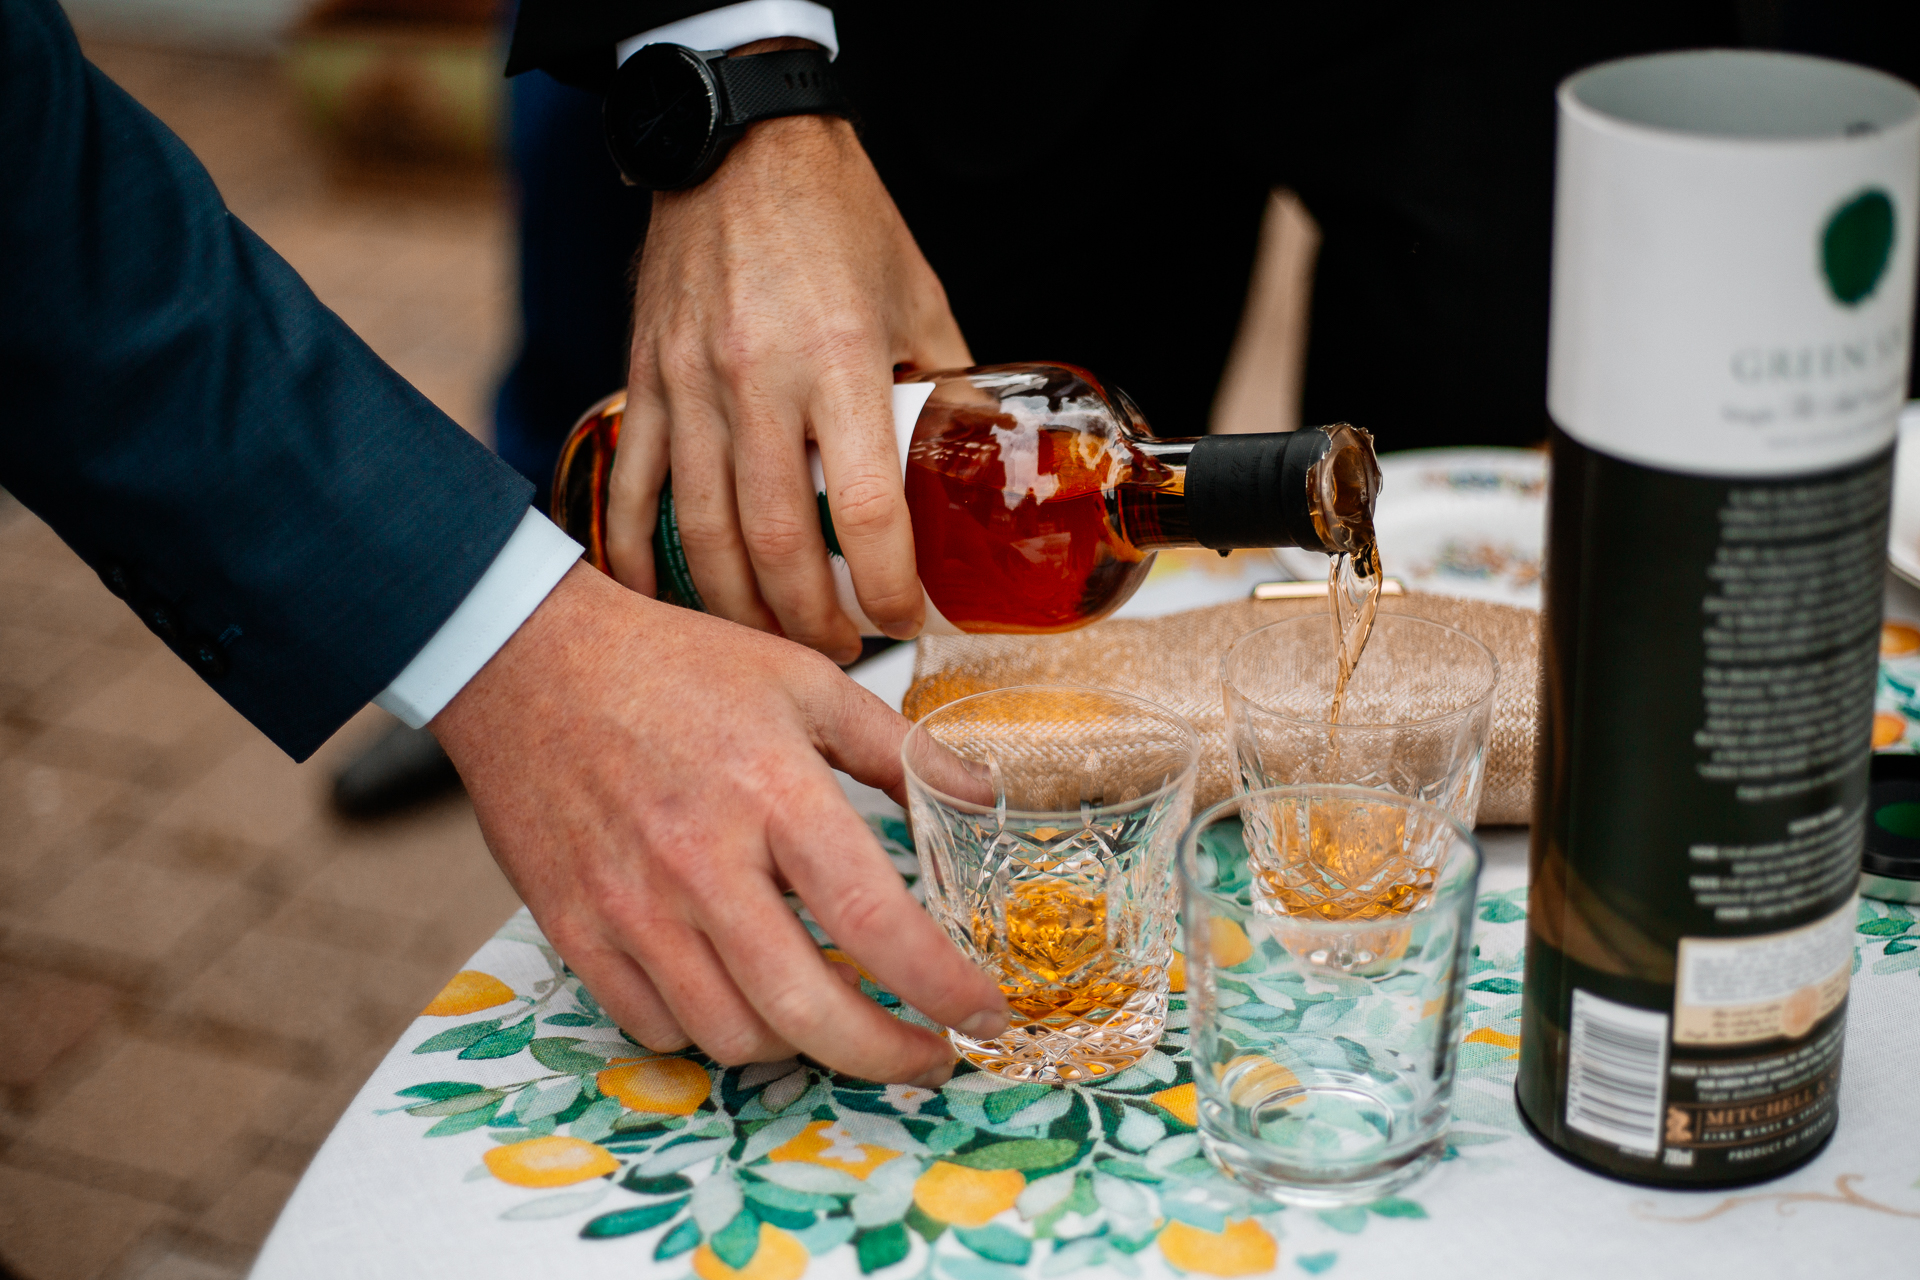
[902,395,1198,633]
[550,363,1380,637]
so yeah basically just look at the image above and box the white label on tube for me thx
[1548,53,1920,478]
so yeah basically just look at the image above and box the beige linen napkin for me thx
[904,592,1541,825]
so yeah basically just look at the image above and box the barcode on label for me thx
[1565,989,1669,1155]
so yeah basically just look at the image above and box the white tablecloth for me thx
[250,557,1920,1280]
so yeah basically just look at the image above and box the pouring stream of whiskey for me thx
[1327,541,1383,725]
[1307,425,1385,725]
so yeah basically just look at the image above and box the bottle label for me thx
[1522,56,1915,1184]
[1563,953,1851,1172]
[1661,1018,1845,1168]
[1548,62,1919,478]
[1673,900,1855,1045]
[1519,432,1886,1183]
[812,382,956,636]
[1565,990,1671,1155]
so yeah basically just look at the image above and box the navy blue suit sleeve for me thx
[0,0,535,761]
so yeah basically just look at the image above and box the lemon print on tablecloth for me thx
[1883,622,1920,657]
[392,816,1563,1273]
[1206,918,1254,968]
[1151,1081,1198,1127]
[766,1119,900,1180]
[1168,952,1186,993]
[1218,1055,1305,1109]
[1874,711,1907,749]
[484,1135,617,1188]
[596,1057,712,1115]
[822,947,875,982]
[421,970,516,1017]
[912,1161,1025,1227]
[1465,1027,1523,1058]
[692,1223,809,1280]
[1157,1218,1278,1277]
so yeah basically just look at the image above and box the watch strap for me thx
[710,49,851,130]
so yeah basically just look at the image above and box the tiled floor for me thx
[1,38,524,1280]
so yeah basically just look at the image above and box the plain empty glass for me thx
[903,686,1199,1082]
[1222,613,1498,825]
[1180,785,1482,1205]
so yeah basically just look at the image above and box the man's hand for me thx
[430,563,1009,1083]
[607,95,970,665]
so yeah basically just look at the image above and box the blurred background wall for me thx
[60,0,303,50]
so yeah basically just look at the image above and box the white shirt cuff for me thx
[615,0,838,66]
[375,508,583,728]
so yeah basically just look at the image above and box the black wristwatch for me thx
[603,43,854,191]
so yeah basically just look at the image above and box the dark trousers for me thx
[493,70,650,504]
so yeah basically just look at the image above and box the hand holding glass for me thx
[903,686,1199,1082]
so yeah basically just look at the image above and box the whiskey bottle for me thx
[552,362,1379,635]
[1519,52,1918,1187]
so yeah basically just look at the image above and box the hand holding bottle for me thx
[560,364,1380,636]
[429,563,1010,1082]
[614,103,970,664]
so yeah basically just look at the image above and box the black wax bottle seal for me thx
[1862,752,1920,903]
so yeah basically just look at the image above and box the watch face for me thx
[607,44,723,189]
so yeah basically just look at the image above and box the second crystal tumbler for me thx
[1222,614,1498,825]
[903,686,1199,1082]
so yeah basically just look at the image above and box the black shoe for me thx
[332,722,462,818]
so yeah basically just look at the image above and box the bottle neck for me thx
[1110,438,1201,549]
[1113,428,1376,554]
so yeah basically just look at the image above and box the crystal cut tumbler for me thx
[904,686,1199,1082]
[1222,613,1497,826]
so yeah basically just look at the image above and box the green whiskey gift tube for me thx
[1518,51,1920,1187]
